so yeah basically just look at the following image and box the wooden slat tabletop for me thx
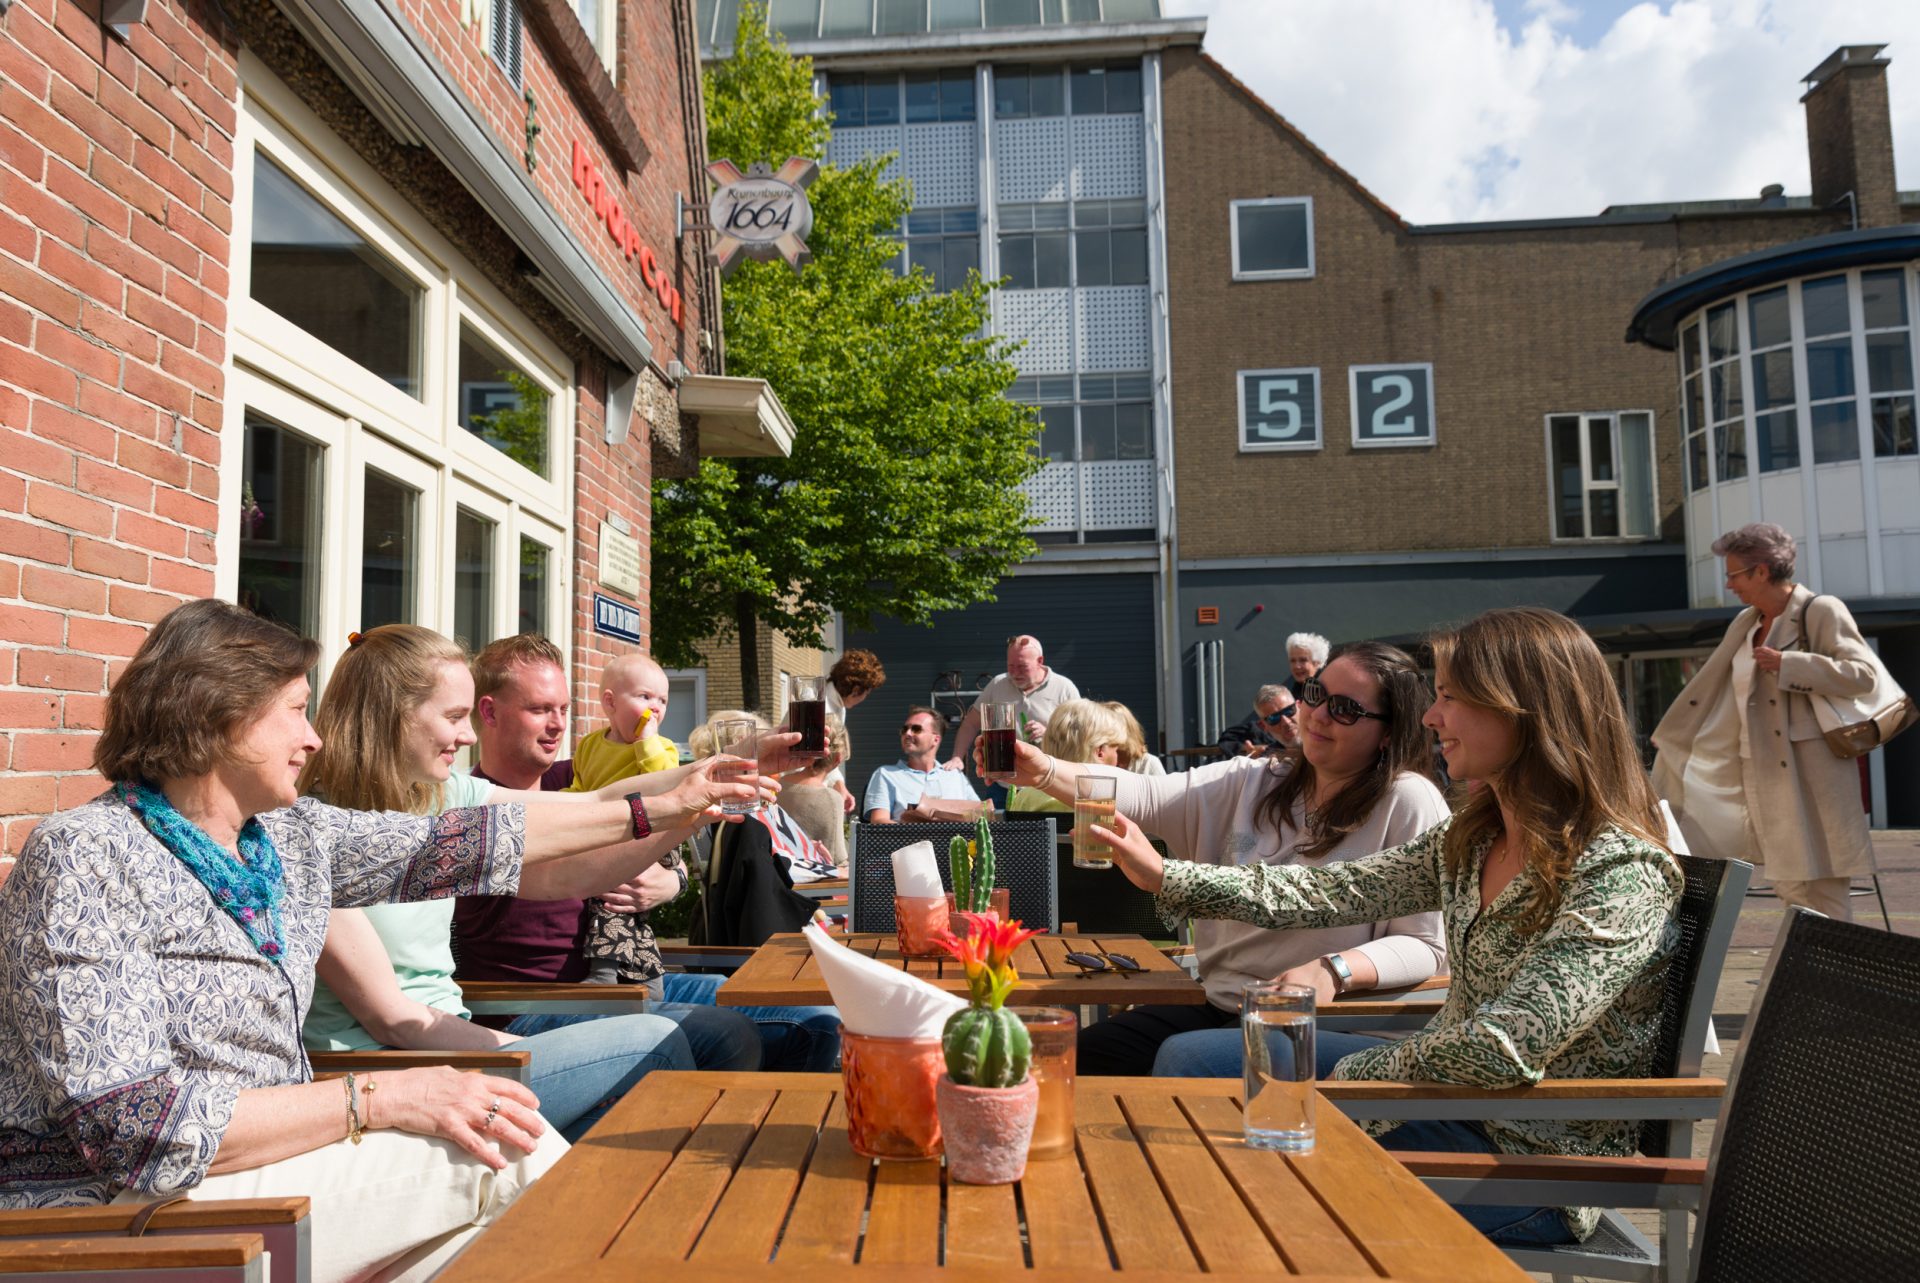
[440,1072,1528,1283]
[717,933,1204,1007]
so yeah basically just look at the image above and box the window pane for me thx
[1110,228,1148,284]
[251,154,422,397]
[1704,302,1736,360]
[1074,229,1109,286]
[1867,331,1914,393]
[828,75,865,126]
[1029,66,1065,116]
[1681,322,1702,377]
[1805,336,1855,402]
[1873,396,1917,458]
[1035,232,1070,288]
[1001,236,1035,289]
[1587,416,1614,482]
[453,508,496,652]
[993,65,1029,117]
[1810,400,1859,464]
[821,0,873,35]
[1070,65,1105,114]
[459,324,550,477]
[941,68,977,120]
[518,537,549,636]
[1101,0,1157,17]
[1685,375,1704,434]
[1709,361,1743,423]
[863,73,900,122]
[1104,63,1142,113]
[905,71,940,121]
[1619,412,1654,537]
[1687,430,1709,492]
[769,0,819,36]
[875,0,925,32]
[1755,410,1800,473]
[1115,403,1151,459]
[1715,420,1748,482]
[1862,269,1909,329]
[985,0,1039,23]
[1079,403,1116,460]
[1588,489,1620,538]
[1748,286,1791,349]
[943,236,978,290]
[930,0,976,27]
[1750,348,1797,412]
[361,470,417,630]
[237,416,323,635]
[1036,405,1074,460]
[576,0,601,50]
[1235,202,1309,275]
[1801,275,1850,338]
[1550,415,1583,538]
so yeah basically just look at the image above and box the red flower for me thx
[935,913,1045,1009]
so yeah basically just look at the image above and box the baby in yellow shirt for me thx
[569,654,683,984]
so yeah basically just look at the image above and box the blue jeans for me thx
[1152,1029,1576,1247]
[499,1011,694,1142]
[661,973,843,1072]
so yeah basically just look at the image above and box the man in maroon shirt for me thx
[453,636,840,1070]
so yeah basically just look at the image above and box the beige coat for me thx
[1651,584,1876,881]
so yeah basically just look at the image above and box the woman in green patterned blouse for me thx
[1090,607,1683,1247]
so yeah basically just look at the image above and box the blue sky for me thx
[1164,0,1920,223]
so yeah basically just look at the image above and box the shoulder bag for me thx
[1792,595,1919,759]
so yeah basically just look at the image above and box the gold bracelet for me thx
[360,1074,378,1131]
[343,1071,364,1145]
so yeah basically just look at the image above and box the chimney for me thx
[1802,45,1899,229]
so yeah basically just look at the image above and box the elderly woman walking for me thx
[1651,522,1878,919]
[0,601,766,1281]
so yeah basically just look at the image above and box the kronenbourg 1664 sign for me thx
[706,158,817,276]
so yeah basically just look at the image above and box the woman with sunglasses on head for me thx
[1087,608,1682,1249]
[988,641,1448,1077]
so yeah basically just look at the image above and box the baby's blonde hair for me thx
[687,709,772,759]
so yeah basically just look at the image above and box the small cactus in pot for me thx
[935,912,1046,1183]
[948,815,996,914]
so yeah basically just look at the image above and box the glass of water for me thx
[710,718,763,814]
[1241,980,1315,1152]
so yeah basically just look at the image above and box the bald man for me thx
[945,635,1082,774]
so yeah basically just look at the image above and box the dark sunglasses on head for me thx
[1299,680,1389,727]
[1261,705,1298,726]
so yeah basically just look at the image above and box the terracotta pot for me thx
[937,1074,1038,1185]
[945,887,1011,936]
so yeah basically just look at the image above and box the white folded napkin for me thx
[803,922,966,1038]
[890,840,945,899]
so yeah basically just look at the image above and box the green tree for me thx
[653,3,1040,710]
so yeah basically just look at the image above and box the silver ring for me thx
[482,1098,501,1132]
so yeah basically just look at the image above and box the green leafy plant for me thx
[947,815,996,914]
[938,912,1041,1088]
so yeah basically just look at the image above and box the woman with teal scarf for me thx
[0,600,778,1282]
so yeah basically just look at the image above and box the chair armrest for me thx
[1320,997,1444,1019]
[458,981,654,1015]
[0,1200,309,1240]
[1321,1076,1726,1122]
[658,945,758,972]
[310,1049,533,1084]
[1394,1151,1707,1212]
[0,1234,264,1275]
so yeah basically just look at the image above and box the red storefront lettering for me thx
[569,140,685,330]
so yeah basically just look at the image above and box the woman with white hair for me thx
[1286,631,1330,696]
[1651,522,1878,919]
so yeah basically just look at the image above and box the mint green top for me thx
[301,771,493,1051]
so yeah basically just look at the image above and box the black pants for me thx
[1076,1002,1238,1076]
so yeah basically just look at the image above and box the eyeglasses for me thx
[1261,705,1298,726]
[1724,563,1765,585]
[1063,950,1145,978]
[1299,680,1389,726]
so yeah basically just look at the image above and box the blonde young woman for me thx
[1005,699,1131,812]
[300,626,766,1144]
[1104,700,1166,775]
[1084,608,1683,1248]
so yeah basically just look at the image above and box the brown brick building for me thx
[0,0,792,860]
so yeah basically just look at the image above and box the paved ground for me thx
[1531,830,1919,1280]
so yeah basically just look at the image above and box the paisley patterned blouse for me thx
[1156,816,1681,1240]
[0,793,525,1207]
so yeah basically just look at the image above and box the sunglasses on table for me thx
[1298,680,1389,727]
[1063,950,1146,978]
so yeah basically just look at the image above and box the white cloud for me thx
[1164,0,1920,223]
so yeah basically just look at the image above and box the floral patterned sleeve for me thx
[277,799,526,909]
[1337,833,1681,1089]
[1154,820,1447,931]
[1,831,235,1195]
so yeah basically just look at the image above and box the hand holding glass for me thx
[788,675,828,757]
[1073,775,1118,869]
[979,702,1019,780]
[709,719,763,814]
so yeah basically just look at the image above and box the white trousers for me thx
[117,1129,567,1283]
[1770,876,1854,922]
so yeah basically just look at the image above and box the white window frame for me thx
[1229,197,1314,281]
[1236,366,1322,454]
[514,515,568,639]
[1543,410,1660,543]
[1348,362,1436,448]
[351,430,442,630]
[448,295,568,514]
[571,0,617,74]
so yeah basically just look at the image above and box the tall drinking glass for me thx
[789,675,828,757]
[1012,1007,1077,1159]
[1242,980,1315,1152]
[710,719,762,815]
[979,702,1019,780]
[1072,776,1117,869]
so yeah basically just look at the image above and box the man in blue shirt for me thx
[864,704,981,823]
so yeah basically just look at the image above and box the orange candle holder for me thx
[841,1029,945,1160]
[1012,1007,1077,1160]
[946,887,1010,935]
[894,894,950,958]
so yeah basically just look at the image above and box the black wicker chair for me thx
[846,820,1059,933]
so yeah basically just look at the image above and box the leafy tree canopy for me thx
[652,3,1040,705]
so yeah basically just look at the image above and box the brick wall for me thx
[1161,49,1845,564]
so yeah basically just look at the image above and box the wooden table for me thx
[438,1072,1529,1283]
[717,932,1205,1008]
